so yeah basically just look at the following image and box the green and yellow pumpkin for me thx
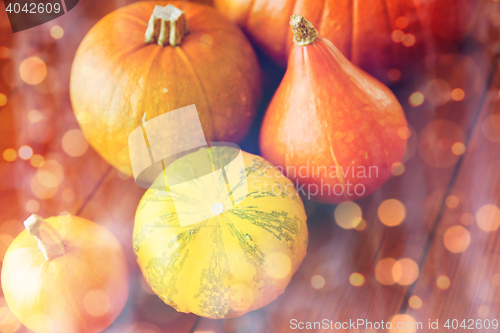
[133,146,308,318]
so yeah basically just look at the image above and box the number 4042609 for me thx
[443,319,498,330]
[5,2,61,14]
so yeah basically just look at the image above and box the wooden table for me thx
[1,1,500,332]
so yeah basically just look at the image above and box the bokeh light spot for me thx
[2,149,16,162]
[418,120,464,168]
[398,127,412,140]
[18,146,33,160]
[30,154,44,168]
[334,201,363,229]
[84,290,110,317]
[451,88,465,101]
[28,110,43,123]
[62,129,89,157]
[0,93,6,106]
[437,275,451,289]
[375,258,398,285]
[444,225,470,253]
[391,162,405,176]
[389,314,418,333]
[264,252,291,279]
[393,258,419,286]
[25,199,39,213]
[311,275,325,289]
[402,34,416,47]
[460,213,474,226]
[392,30,404,43]
[409,92,424,107]
[451,142,466,156]
[388,68,401,82]
[349,273,365,287]
[354,219,367,231]
[19,57,47,85]
[0,47,9,59]
[476,204,500,232]
[395,16,409,29]
[445,195,459,208]
[378,199,406,226]
[408,295,422,309]
[50,25,64,39]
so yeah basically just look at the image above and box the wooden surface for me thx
[1,1,500,332]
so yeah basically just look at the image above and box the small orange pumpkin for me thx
[1,215,129,333]
[259,15,408,204]
[70,1,262,175]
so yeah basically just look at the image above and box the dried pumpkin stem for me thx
[145,4,188,47]
[290,14,318,46]
[24,214,65,261]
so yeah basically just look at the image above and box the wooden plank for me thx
[405,72,500,331]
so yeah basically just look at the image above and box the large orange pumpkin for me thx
[213,0,478,82]
[259,15,408,204]
[70,1,261,176]
[1,215,129,333]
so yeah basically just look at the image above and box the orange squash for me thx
[1,215,129,333]
[213,0,478,82]
[259,15,408,204]
[70,1,261,176]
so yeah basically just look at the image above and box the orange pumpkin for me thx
[1,215,129,333]
[259,15,408,204]
[70,1,261,176]
[213,0,478,82]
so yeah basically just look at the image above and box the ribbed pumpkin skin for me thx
[133,146,308,319]
[213,0,477,82]
[1,216,129,333]
[259,35,408,204]
[70,1,261,175]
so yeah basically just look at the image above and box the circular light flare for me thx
[451,88,465,101]
[354,219,367,231]
[378,199,406,227]
[18,146,33,160]
[30,154,45,167]
[389,314,418,333]
[476,204,500,232]
[445,195,459,208]
[478,305,491,318]
[311,275,325,289]
[230,284,254,312]
[451,142,466,156]
[395,16,409,29]
[392,258,419,286]
[408,295,422,309]
[264,252,292,280]
[25,199,40,213]
[62,129,89,157]
[419,120,464,168]
[83,289,111,317]
[425,79,451,106]
[2,148,16,162]
[349,273,365,287]
[392,30,404,43]
[0,46,9,59]
[391,162,405,176]
[0,93,7,107]
[398,127,412,140]
[334,201,363,229]
[444,225,470,253]
[19,57,47,85]
[28,110,43,123]
[409,92,424,107]
[375,258,398,285]
[50,25,64,39]
[388,68,401,82]
[437,275,451,289]
[402,34,416,47]
[460,213,474,226]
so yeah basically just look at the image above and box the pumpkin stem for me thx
[24,214,65,261]
[290,14,318,46]
[145,4,188,47]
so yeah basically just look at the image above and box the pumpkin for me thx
[70,1,261,176]
[1,215,129,333]
[133,145,308,318]
[213,0,478,82]
[259,15,408,204]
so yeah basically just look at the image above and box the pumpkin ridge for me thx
[175,47,218,141]
[115,12,148,27]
